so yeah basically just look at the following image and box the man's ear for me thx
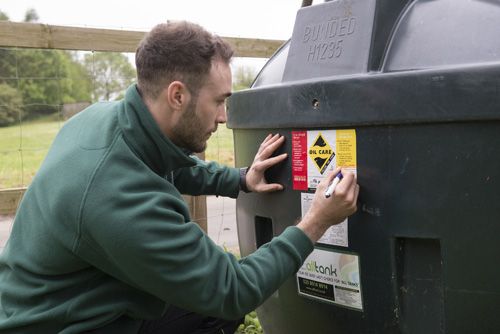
[166,81,190,112]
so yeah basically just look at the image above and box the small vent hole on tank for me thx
[312,99,320,109]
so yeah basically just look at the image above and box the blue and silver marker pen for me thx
[324,171,343,198]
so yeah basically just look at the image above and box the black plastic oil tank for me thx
[227,0,500,333]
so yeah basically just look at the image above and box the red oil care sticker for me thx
[292,131,308,190]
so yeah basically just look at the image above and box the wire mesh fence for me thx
[0,44,244,255]
[0,47,136,187]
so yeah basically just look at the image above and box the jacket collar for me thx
[118,84,196,176]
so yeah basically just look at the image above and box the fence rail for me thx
[0,21,284,227]
[0,188,25,216]
[0,21,285,57]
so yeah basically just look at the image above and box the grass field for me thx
[0,114,234,189]
[0,115,64,189]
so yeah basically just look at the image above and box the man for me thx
[0,21,359,333]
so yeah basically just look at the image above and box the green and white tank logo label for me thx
[296,248,363,311]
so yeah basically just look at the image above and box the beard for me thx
[170,98,211,153]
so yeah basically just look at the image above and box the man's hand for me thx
[297,168,359,242]
[245,133,288,193]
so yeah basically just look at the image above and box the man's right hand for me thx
[297,168,359,242]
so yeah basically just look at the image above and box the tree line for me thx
[0,9,135,126]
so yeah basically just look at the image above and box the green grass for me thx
[205,124,235,167]
[0,115,64,189]
[0,115,234,189]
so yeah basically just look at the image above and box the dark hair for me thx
[135,21,234,99]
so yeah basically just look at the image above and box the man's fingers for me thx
[317,167,342,192]
[352,184,360,209]
[333,171,355,195]
[260,133,280,148]
[323,167,341,185]
[257,135,285,159]
[256,183,284,192]
[344,178,359,204]
[252,153,287,172]
[264,134,284,148]
[263,133,273,143]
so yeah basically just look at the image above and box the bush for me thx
[236,311,263,334]
[0,83,22,127]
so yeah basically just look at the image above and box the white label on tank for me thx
[301,192,348,247]
[296,248,363,311]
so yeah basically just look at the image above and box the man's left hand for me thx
[245,133,287,193]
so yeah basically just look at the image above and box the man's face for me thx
[171,61,232,153]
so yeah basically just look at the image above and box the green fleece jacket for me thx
[0,84,313,333]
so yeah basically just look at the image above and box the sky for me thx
[0,0,322,73]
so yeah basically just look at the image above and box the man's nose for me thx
[217,105,227,123]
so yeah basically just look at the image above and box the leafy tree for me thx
[84,52,135,101]
[15,49,92,118]
[24,8,39,22]
[0,9,92,124]
[233,66,257,91]
[0,10,9,21]
[65,52,93,103]
[0,83,22,126]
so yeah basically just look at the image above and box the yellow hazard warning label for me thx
[336,129,357,168]
[308,132,335,174]
[293,129,357,191]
